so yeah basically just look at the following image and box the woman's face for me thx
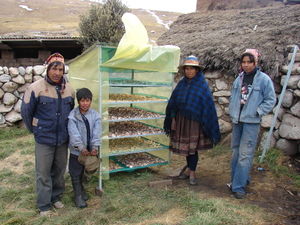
[241,56,256,73]
[184,66,198,79]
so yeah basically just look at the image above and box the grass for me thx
[0,127,290,225]
[260,148,300,187]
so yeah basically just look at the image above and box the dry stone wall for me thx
[0,65,69,127]
[0,47,299,155]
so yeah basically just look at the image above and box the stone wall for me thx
[0,65,69,127]
[0,47,299,155]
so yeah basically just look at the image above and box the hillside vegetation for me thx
[0,0,180,41]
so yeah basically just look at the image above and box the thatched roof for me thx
[157,5,300,77]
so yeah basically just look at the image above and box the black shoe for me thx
[233,192,246,199]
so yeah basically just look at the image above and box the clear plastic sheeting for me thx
[101,13,180,72]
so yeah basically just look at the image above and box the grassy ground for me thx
[1,127,299,225]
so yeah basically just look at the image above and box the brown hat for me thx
[45,53,64,65]
[78,154,100,174]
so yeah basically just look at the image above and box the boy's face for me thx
[79,98,92,113]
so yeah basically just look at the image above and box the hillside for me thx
[0,0,181,41]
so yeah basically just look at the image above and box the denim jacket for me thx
[68,107,101,156]
[229,70,276,124]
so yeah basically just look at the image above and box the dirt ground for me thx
[153,151,300,225]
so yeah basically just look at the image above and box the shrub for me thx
[79,0,129,49]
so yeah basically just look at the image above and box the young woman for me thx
[229,49,276,199]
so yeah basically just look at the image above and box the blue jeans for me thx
[231,122,260,194]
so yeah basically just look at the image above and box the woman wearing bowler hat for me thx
[164,55,220,185]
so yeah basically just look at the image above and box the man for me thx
[21,53,75,216]
[228,49,276,199]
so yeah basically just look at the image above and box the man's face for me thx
[241,56,256,73]
[79,98,92,113]
[48,64,64,83]
[184,66,198,79]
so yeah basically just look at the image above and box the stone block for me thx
[3,93,17,105]
[282,90,293,108]
[213,91,231,97]
[5,110,22,123]
[2,82,18,93]
[291,101,300,117]
[276,138,298,156]
[0,74,11,83]
[8,67,19,77]
[280,75,300,89]
[218,119,232,134]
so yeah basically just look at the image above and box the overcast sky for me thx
[121,0,197,13]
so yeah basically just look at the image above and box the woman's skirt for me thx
[170,113,213,156]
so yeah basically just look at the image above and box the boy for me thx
[68,88,101,208]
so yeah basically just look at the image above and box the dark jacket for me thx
[21,78,75,146]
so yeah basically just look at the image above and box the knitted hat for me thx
[45,53,64,65]
[244,49,260,63]
[181,55,202,68]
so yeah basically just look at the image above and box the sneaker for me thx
[53,201,64,209]
[233,192,246,199]
[226,183,232,191]
[178,173,189,180]
[189,177,197,185]
[39,210,52,217]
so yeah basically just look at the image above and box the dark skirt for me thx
[169,113,213,156]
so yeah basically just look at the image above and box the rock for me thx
[280,75,300,89]
[33,75,43,82]
[3,67,8,74]
[3,93,17,105]
[8,67,19,77]
[291,101,300,117]
[213,91,231,97]
[12,75,25,85]
[261,114,279,128]
[282,90,293,108]
[25,66,33,75]
[18,66,26,76]
[218,119,232,133]
[5,110,22,123]
[288,52,300,62]
[0,114,5,125]
[0,66,3,75]
[280,64,299,75]
[13,90,20,98]
[259,131,276,150]
[0,104,13,113]
[215,80,228,90]
[273,129,279,139]
[17,83,31,93]
[0,74,11,83]
[0,82,2,87]
[33,65,45,75]
[272,106,285,121]
[224,107,229,115]
[41,70,47,77]
[19,93,24,99]
[2,82,18,93]
[24,74,33,83]
[14,99,22,113]
[0,88,4,99]
[294,90,300,97]
[276,138,298,156]
[205,71,222,79]
[278,114,300,140]
[218,97,229,104]
[215,104,223,117]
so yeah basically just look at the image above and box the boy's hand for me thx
[81,149,90,156]
[90,149,98,156]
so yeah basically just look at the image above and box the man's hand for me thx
[90,149,98,156]
[81,149,90,156]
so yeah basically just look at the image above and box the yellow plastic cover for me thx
[101,13,180,72]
